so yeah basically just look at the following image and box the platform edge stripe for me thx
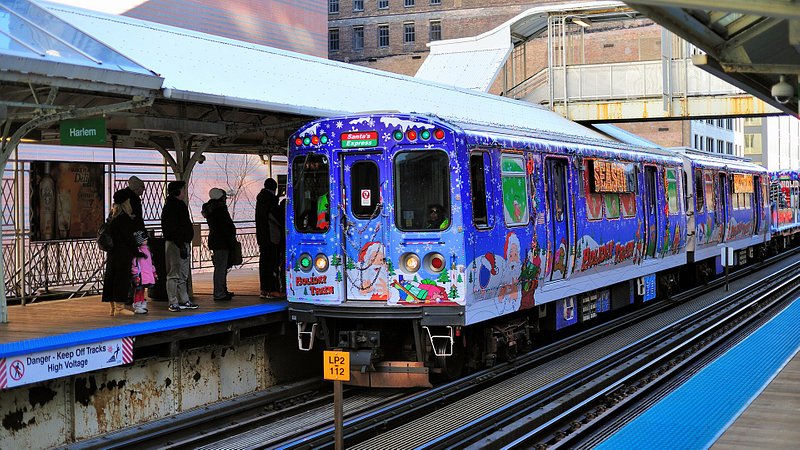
[0,358,6,389]
[0,303,286,359]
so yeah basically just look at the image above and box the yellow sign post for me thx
[324,350,350,450]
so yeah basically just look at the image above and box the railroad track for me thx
[65,250,800,449]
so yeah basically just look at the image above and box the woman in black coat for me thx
[101,190,140,316]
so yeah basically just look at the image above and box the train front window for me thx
[395,150,450,231]
[292,153,330,233]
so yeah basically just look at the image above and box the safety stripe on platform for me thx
[0,303,287,359]
[597,298,800,450]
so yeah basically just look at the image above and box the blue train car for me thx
[285,113,712,387]
[769,170,800,247]
[680,150,769,273]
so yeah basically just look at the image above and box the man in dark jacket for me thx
[255,178,282,299]
[160,180,198,312]
[202,188,237,301]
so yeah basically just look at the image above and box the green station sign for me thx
[60,118,106,146]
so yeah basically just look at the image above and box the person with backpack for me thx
[202,188,237,302]
[101,189,140,316]
[255,178,283,299]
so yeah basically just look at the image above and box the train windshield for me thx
[394,150,450,231]
[292,153,330,233]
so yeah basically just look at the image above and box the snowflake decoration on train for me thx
[335,121,343,129]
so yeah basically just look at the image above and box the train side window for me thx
[394,150,450,231]
[704,172,715,212]
[469,152,490,228]
[695,169,704,211]
[292,153,330,233]
[350,160,381,218]
[501,154,530,226]
[666,168,679,215]
[583,160,603,221]
[604,193,620,219]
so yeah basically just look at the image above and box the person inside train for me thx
[426,204,449,229]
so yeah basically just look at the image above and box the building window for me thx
[706,137,713,152]
[726,142,733,155]
[329,0,339,14]
[328,28,339,52]
[745,117,762,126]
[716,139,723,153]
[430,20,441,41]
[404,0,414,6]
[353,0,364,11]
[378,24,389,48]
[378,0,388,9]
[744,134,762,155]
[430,0,441,4]
[404,22,415,44]
[353,26,364,50]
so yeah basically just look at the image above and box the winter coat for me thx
[132,244,156,286]
[101,212,138,303]
[202,199,236,250]
[161,195,193,245]
[255,188,281,247]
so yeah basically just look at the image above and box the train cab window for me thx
[469,152,491,228]
[501,155,529,226]
[350,161,381,218]
[292,153,330,233]
[704,172,715,212]
[394,150,450,231]
[666,168,679,215]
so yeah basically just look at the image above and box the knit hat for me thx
[113,189,131,204]
[127,176,144,191]
[167,180,185,196]
[209,188,226,200]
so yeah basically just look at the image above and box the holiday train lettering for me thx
[296,275,327,286]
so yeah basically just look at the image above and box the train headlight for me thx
[401,253,421,273]
[424,252,446,273]
[298,253,313,272]
[314,254,329,272]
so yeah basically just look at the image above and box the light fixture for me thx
[572,18,592,28]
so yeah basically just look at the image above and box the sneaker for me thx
[168,304,181,312]
[134,307,148,314]
[179,301,199,310]
[260,291,269,299]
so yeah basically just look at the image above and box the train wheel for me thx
[434,339,465,382]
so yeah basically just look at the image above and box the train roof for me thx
[670,147,768,174]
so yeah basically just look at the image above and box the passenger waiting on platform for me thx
[160,180,198,312]
[426,204,449,229]
[256,178,283,299]
[202,188,237,301]
[116,175,146,234]
[101,189,140,316]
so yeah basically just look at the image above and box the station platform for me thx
[0,267,288,382]
[597,297,800,449]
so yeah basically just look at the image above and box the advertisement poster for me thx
[30,161,105,241]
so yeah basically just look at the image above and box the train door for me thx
[643,165,659,258]
[546,157,571,281]
[340,153,388,301]
[753,176,762,234]
[718,172,729,240]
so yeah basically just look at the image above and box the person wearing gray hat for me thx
[160,180,198,312]
[202,187,237,301]
[101,191,140,316]
[113,176,146,234]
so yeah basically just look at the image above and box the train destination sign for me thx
[591,160,634,193]
[341,131,378,148]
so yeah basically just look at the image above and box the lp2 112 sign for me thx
[323,350,350,381]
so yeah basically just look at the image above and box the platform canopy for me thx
[623,0,800,116]
[414,1,640,92]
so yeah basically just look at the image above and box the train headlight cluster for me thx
[298,253,313,272]
[401,253,421,273]
[392,128,444,142]
[424,252,446,273]
[294,135,329,147]
[314,254,329,272]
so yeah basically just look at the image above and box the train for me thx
[284,111,800,388]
